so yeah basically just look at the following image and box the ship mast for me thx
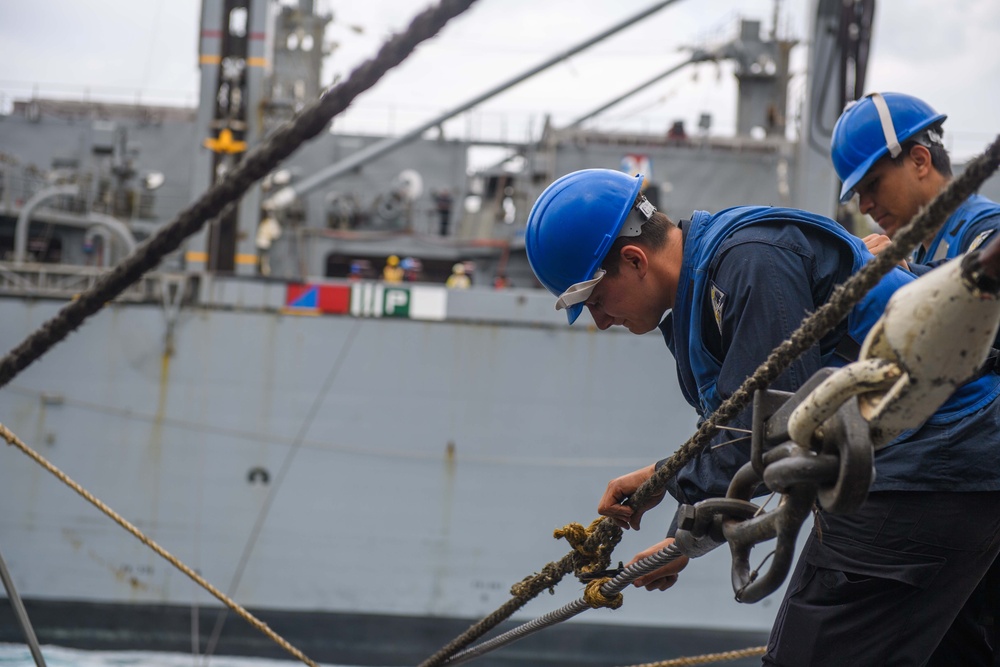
[188,0,269,275]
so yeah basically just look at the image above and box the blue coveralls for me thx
[656,207,1000,666]
[904,192,1000,666]
[910,193,1000,274]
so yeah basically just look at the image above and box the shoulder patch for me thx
[969,229,996,252]
[710,281,727,335]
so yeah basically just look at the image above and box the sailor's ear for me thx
[908,143,933,174]
[619,244,648,274]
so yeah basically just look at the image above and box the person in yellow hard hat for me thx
[382,255,403,283]
[445,262,470,289]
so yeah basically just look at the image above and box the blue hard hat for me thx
[831,92,947,203]
[525,169,644,324]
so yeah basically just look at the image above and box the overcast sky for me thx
[1,0,998,161]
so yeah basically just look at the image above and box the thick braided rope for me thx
[0,423,318,667]
[0,0,479,391]
[618,645,768,667]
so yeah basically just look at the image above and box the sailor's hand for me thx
[628,538,689,591]
[863,233,909,270]
[598,463,664,530]
[863,233,891,255]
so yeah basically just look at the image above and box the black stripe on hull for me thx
[0,599,769,666]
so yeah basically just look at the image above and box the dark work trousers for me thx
[762,491,1000,666]
[930,553,1000,666]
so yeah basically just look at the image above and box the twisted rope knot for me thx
[582,577,623,610]
[554,517,620,576]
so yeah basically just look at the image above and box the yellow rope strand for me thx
[618,645,767,667]
[554,517,619,575]
[553,521,591,548]
[0,422,318,667]
[582,576,623,610]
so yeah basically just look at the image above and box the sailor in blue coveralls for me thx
[524,168,1000,666]
[831,92,1000,275]
[833,92,1000,664]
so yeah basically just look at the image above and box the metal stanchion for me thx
[0,543,47,666]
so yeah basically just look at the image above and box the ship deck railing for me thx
[0,261,163,302]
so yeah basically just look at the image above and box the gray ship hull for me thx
[0,280,780,665]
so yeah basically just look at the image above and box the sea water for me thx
[0,644,371,667]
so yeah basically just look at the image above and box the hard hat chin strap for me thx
[867,92,902,159]
[555,270,606,311]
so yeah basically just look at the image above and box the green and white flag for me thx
[350,283,447,320]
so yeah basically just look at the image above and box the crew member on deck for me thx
[832,92,1000,272]
[446,262,470,289]
[255,215,282,276]
[832,91,1000,663]
[382,255,404,283]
